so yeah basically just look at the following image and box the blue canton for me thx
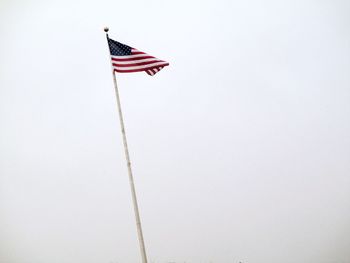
[108,37,132,56]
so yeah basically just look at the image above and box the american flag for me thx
[107,36,169,76]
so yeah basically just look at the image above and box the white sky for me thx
[1,0,350,263]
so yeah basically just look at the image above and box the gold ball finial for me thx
[104,27,109,32]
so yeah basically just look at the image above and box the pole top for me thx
[104,27,109,33]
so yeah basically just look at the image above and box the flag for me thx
[107,36,169,76]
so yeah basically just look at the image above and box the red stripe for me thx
[113,64,168,73]
[131,50,147,55]
[112,56,155,62]
[146,70,153,76]
[112,61,167,68]
[113,62,169,70]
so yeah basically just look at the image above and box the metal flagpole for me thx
[104,27,148,263]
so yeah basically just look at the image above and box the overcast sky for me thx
[1,0,350,263]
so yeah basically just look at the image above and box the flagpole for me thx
[104,27,148,263]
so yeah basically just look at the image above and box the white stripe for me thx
[111,54,154,60]
[113,58,161,65]
[131,48,145,53]
[113,61,169,71]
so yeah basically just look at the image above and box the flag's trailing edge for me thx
[107,36,169,76]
